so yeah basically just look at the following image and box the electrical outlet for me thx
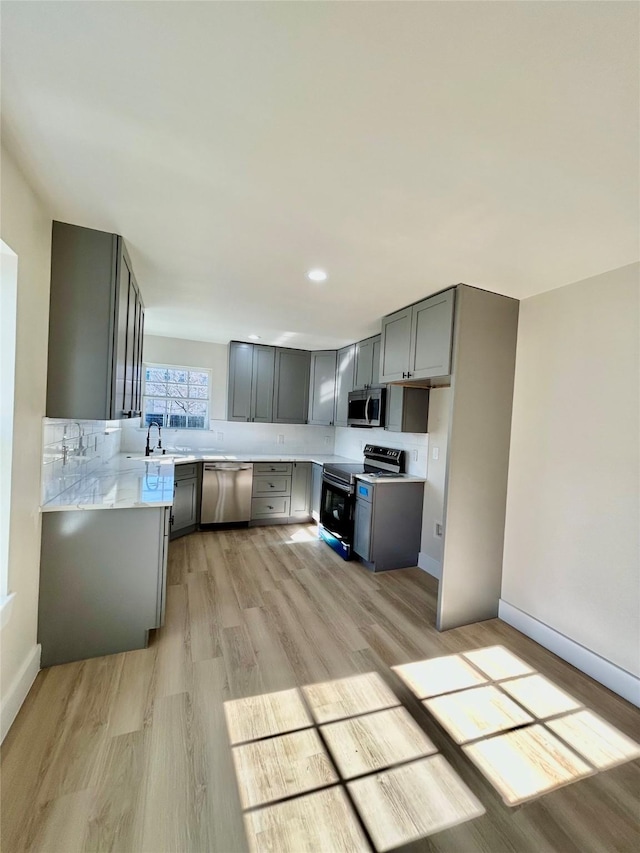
[432,446,439,461]
[277,434,285,445]
[412,449,419,462]
[216,431,224,442]
[435,521,444,538]
[324,435,331,445]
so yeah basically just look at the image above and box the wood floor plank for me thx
[2,523,638,853]
[187,570,221,662]
[108,648,156,737]
[84,730,145,852]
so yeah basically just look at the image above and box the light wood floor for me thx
[2,524,639,852]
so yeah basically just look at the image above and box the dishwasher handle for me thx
[203,464,253,472]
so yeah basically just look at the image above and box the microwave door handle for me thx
[365,394,372,423]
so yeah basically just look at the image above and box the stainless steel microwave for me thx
[347,388,386,428]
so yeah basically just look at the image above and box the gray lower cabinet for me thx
[170,463,201,540]
[250,461,311,522]
[47,221,145,420]
[291,462,312,518]
[353,480,424,571]
[308,350,337,425]
[353,335,381,390]
[311,463,322,521]
[273,348,311,423]
[385,385,430,433]
[38,506,170,667]
[380,288,455,383]
[335,344,356,427]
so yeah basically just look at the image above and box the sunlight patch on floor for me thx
[225,673,485,852]
[282,528,319,544]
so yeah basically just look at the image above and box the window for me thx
[143,364,210,429]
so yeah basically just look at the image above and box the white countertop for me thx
[40,452,424,512]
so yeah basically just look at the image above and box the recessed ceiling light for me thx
[248,334,261,340]
[307,268,328,282]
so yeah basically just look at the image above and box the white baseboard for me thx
[1,643,41,742]
[498,600,639,708]
[418,552,442,580]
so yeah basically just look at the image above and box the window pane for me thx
[168,383,188,398]
[167,369,188,383]
[146,367,169,383]
[187,415,206,429]
[187,400,207,416]
[145,381,168,397]
[168,414,187,428]
[188,371,208,386]
[147,399,168,414]
[188,384,208,399]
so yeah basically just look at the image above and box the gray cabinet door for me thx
[273,348,311,423]
[335,344,355,427]
[409,289,455,379]
[228,342,253,421]
[311,463,322,521]
[354,337,374,390]
[291,462,312,518]
[308,350,337,425]
[385,384,404,433]
[354,498,373,560]
[251,345,275,423]
[114,249,131,418]
[171,477,198,536]
[380,306,412,382]
[371,335,381,387]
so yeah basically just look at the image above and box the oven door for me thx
[320,476,355,544]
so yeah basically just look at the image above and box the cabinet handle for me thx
[267,505,274,510]
[407,372,412,378]
[269,483,274,488]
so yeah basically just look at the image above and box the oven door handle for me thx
[365,394,372,423]
[322,473,353,494]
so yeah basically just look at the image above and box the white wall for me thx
[143,334,228,421]
[0,145,51,740]
[501,263,640,678]
[419,387,450,577]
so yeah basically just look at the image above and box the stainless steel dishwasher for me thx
[201,462,254,524]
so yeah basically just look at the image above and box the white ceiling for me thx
[2,1,638,349]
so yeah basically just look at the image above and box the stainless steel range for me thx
[319,444,405,559]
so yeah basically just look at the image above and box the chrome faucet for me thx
[145,421,163,456]
[62,421,83,466]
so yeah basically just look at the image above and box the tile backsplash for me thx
[334,427,429,477]
[120,418,336,456]
[41,418,122,505]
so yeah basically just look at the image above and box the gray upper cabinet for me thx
[251,346,276,423]
[409,289,455,379]
[353,334,381,390]
[273,348,311,424]
[227,342,254,421]
[308,350,337,425]
[290,462,312,518]
[385,385,430,433]
[380,306,412,382]
[47,221,145,420]
[380,288,455,383]
[334,344,355,427]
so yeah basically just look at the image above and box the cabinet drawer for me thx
[251,497,290,519]
[252,475,291,497]
[253,462,293,474]
[174,463,199,480]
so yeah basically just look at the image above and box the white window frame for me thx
[142,363,211,430]
[1,239,18,622]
